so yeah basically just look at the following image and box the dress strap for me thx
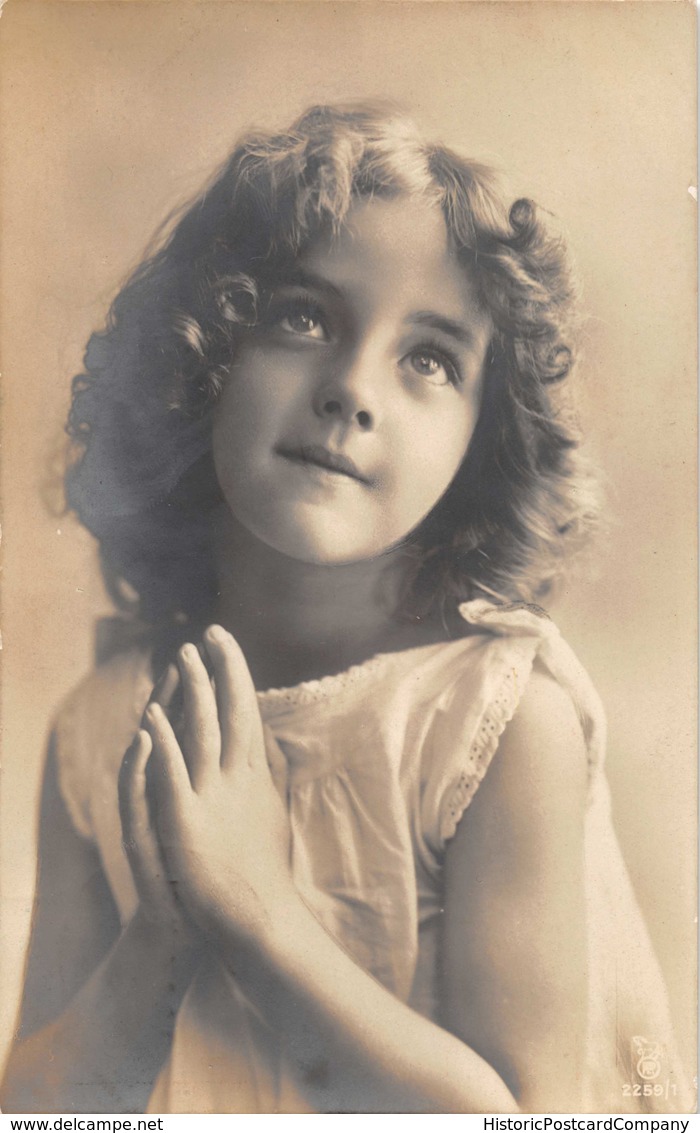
[458,598,558,637]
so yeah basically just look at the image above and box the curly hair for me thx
[66,101,599,642]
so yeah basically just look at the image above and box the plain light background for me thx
[0,0,696,1094]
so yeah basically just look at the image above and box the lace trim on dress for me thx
[439,642,537,844]
[255,639,459,711]
[256,654,388,709]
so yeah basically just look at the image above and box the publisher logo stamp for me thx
[632,1036,663,1081]
[622,1037,677,1100]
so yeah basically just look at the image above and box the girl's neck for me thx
[211,508,447,690]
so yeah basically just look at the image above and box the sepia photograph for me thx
[0,0,696,1116]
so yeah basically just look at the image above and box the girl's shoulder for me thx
[411,600,607,864]
[52,644,153,840]
[54,642,153,735]
[453,599,605,745]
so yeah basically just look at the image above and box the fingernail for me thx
[206,624,228,644]
[179,643,196,663]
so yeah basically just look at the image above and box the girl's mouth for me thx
[276,443,372,485]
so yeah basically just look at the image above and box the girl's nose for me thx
[311,355,378,431]
[314,393,373,430]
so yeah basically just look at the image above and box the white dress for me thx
[53,600,694,1113]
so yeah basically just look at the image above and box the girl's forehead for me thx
[303,195,452,271]
[298,195,490,332]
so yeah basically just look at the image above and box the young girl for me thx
[2,103,693,1115]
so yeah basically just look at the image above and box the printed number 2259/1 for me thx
[622,1082,676,1098]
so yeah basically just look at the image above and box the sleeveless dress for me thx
[53,600,694,1113]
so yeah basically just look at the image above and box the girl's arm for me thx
[143,629,588,1113]
[1,736,198,1114]
[441,661,589,1112]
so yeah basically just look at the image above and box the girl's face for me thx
[212,195,492,566]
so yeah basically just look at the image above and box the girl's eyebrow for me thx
[273,267,343,299]
[407,311,478,350]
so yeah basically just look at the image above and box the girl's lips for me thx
[276,443,372,485]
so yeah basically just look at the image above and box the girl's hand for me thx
[118,667,196,951]
[142,626,295,952]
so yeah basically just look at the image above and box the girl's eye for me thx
[276,301,327,340]
[408,348,460,387]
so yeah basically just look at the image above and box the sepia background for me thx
[0,0,696,1088]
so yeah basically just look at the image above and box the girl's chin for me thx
[215,501,414,568]
[256,535,397,568]
[245,522,405,568]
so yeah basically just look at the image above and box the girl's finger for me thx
[119,730,168,898]
[119,729,182,914]
[148,662,185,743]
[203,624,263,771]
[177,642,221,790]
[149,662,180,710]
[118,729,153,853]
[143,701,193,802]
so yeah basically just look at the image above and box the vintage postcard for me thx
[0,0,696,1117]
